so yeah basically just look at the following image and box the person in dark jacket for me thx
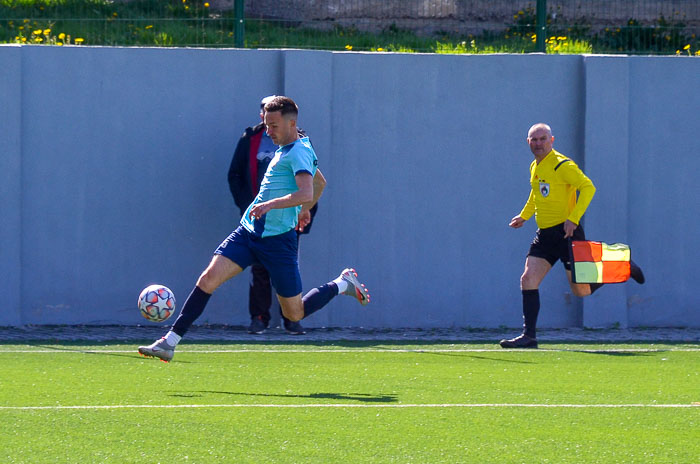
[228,96,317,335]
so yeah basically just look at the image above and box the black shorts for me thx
[528,223,586,270]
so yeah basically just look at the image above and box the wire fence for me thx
[1,0,698,55]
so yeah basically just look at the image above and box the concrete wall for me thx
[1,44,698,328]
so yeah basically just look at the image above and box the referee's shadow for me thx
[170,390,398,403]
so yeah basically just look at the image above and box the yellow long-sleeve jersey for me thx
[519,149,596,228]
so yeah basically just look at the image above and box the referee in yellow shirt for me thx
[501,123,644,349]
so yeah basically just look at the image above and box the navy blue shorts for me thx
[528,222,586,270]
[214,226,302,298]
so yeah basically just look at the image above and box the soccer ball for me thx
[138,284,176,322]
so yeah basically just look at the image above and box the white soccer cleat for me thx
[339,268,370,306]
[138,337,175,363]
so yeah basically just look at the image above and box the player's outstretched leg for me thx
[138,337,176,363]
[300,268,371,319]
[138,285,212,362]
[337,268,371,305]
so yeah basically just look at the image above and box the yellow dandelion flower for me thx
[113,12,118,17]
[683,44,691,50]
[75,38,84,44]
[377,47,385,52]
[21,37,26,42]
[345,44,352,50]
[57,42,63,46]
[185,5,189,10]
[59,33,65,39]
[19,26,24,30]
[557,36,566,40]
[43,29,51,35]
[33,29,42,35]
[23,19,30,23]
[204,2,210,7]
[146,25,153,29]
[35,37,43,42]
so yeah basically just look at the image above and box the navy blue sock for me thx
[589,283,604,294]
[522,289,540,338]
[302,282,339,319]
[171,286,211,337]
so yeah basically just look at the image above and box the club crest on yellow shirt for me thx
[539,182,550,197]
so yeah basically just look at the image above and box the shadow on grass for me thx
[169,390,399,403]
[560,349,654,357]
[22,344,196,363]
[421,351,537,364]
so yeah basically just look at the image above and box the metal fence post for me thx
[536,0,547,52]
[234,0,245,48]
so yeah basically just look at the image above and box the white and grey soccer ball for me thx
[138,284,176,322]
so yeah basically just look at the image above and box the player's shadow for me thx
[423,351,537,364]
[170,391,398,403]
[28,344,197,363]
[565,350,653,357]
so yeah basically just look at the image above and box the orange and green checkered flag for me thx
[570,240,631,284]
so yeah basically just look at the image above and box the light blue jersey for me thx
[241,137,318,237]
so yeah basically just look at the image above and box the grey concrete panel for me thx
[17,46,282,325]
[626,56,700,327]
[582,55,631,328]
[0,45,23,325]
[302,52,585,329]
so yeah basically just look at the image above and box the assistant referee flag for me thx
[570,240,631,284]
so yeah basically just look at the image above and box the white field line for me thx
[0,348,699,354]
[1,403,698,411]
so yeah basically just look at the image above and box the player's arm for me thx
[297,169,326,232]
[302,168,326,212]
[248,172,313,220]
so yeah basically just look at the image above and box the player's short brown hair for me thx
[263,96,298,119]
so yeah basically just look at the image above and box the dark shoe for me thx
[630,260,645,284]
[247,316,268,335]
[499,334,538,349]
[284,320,306,335]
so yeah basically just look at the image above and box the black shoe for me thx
[247,316,268,335]
[499,334,538,349]
[284,320,306,335]
[630,260,645,284]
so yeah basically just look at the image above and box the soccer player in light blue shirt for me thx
[241,136,318,237]
[139,96,371,362]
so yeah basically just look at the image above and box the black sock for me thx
[522,289,540,338]
[171,286,211,337]
[589,283,604,294]
[302,282,339,319]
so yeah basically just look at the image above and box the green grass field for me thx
[1,341,698,463]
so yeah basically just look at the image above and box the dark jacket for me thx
[228,123,317,233]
